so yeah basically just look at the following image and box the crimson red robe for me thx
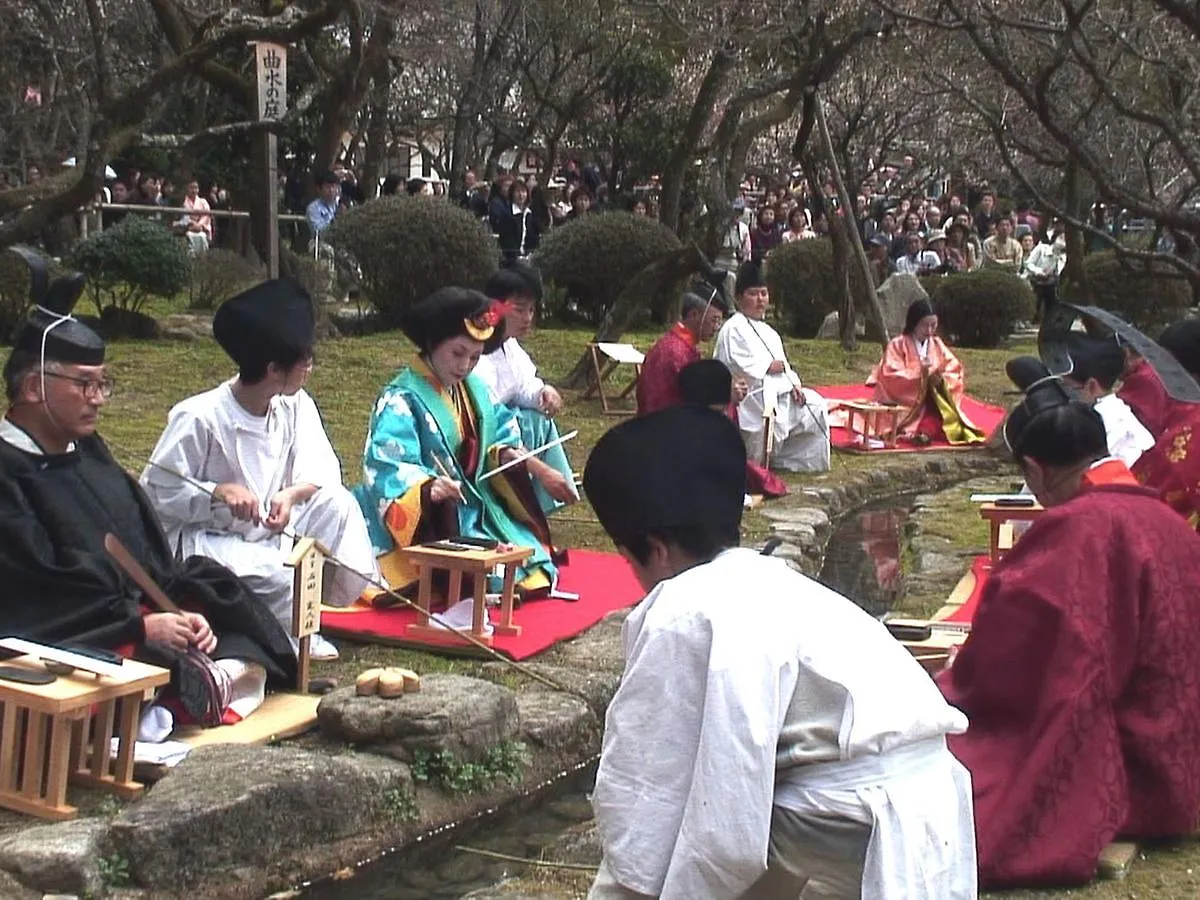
[1132,402,1200,530]
[637,324,787,498]
[938,479,1200,888]
[1118,357,1170,438]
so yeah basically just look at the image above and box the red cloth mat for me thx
[319,549,644,660]
[938,555,992,624]
[812,384,1006,453]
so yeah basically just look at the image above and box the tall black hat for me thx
[212,279,314,369]
[1002,356,1076,453]
[583,405,746,546]
[8,246,104,365]
[734,261,767,296]
[401,287,507,354]
[678,359,733,407]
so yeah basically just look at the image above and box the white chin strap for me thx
[37,305,76,399]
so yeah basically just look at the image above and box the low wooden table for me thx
[0,655,169,820]
[978,501,1044,563]
[840,400,904,449]
[399,544,535,647]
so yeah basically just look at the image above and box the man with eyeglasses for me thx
[140,279,380,660]
[0,247,296,728]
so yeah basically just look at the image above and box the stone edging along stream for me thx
[0,450,1012,900]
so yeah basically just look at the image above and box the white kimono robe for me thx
[472,338,578,513]
[140,381,380,633]
[714,313,831,472]
[590,549,975,900]
[1094,392,1154,469]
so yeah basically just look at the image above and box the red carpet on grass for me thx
[320,549,645,660]
[813,384,1006,453]
[939,555,992,624]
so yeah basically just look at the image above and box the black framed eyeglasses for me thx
[44,372,116,399]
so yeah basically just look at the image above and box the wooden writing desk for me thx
[0,655,169,819]
[978,501,1044,564]
[399,544,534,647]
[840,400,904,449]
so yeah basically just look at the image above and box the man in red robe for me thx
[639,293,787,498]
[1118,348,1170,438]
[637,291,726,415]
[1131,320,1200,529]
[939,356,1200,888]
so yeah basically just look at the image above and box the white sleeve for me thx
[716,318,772,381]
[140,407,224,529]
[289,390,344,489]
[593,609,781,898]
[472,353,503,404]
[509,343,547,409]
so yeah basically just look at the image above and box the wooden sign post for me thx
[253,41,287,279]
[286,537,328,692]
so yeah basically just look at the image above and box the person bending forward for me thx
[141,280,380,661]
[583,405,975,899]
[940,357,1200,887]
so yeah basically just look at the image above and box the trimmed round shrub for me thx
[1060,250,1192,332]
[765,234,874,338]
[188,248,266,310]
[66,217,191,316]
[324,197,498,327]
[533,212,680,324]
[925,270,1034,348]
[765,238,838,337]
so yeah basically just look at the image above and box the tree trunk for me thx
[1062,161,1090,304]
[814,94,887,346]
[658,50,736,234]
[562,245,710,389]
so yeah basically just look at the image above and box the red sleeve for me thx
[636,341,688,415]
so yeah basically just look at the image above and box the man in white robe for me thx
[141,280,380,661]
[714,261,831,472]
[472,264,578,514]
[1063,333,1153,468]
[582,406,976,899]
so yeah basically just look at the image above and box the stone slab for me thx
[316,673,519,763]
[0,818,105,896]
[109,744,412,889]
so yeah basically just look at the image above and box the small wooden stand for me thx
[841,400,904,449]
[583,342,644,415]
[286,537,330,692]
[0,655,169,820]
[399,544,535,648]
[978,502,1044,564]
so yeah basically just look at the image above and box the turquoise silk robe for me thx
[354,359,556,592]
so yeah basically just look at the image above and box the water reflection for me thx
[299,770,596,900]
[817,499,914,617]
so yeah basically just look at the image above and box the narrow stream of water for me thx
[299,497,918,899]
[299,765,596,899]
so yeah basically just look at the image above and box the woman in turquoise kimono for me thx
[355,287,575,614]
